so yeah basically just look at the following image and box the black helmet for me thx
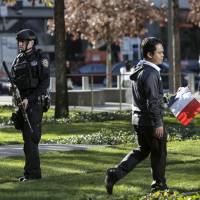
[16,29,38,45]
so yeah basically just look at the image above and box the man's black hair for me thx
[124,60,132,71]
[141,37,163,59]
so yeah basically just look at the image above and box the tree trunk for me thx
[106,38,112,88]
[54,0,68,118]
[168,0,181,93]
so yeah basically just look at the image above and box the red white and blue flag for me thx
[168,87,200,126]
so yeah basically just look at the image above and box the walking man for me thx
[105,37,168,194]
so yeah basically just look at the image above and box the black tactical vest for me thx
[12,50,42,91]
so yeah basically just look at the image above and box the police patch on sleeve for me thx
[41,59,49,68]
[31,60,38,66]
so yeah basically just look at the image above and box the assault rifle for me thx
[2,61,33,133]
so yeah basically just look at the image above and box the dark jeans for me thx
[22,102,43,178]
[117,125,167,184]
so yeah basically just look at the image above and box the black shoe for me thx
[105,168,119,195]
[19,176,41,182]
[151,181,169,192]
[19,176,28,182]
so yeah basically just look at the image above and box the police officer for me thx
[11,29,50,182]
[105,37,168,194]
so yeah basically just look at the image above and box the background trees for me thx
[62,0,164,87]
[188,0,200,26]
[5,0,198,117]
[168,0,200,92]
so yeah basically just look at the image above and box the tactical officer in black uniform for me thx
[11,29,50,182]
[105,37,168,194]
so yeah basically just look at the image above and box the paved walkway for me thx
[0,95,12,105]
[0,144,104,157]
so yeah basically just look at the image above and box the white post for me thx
[82,76,89,90]
[188,73,195,93]
[50,77,56,92]
[117,75,121,88]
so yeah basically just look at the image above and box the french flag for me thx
[168,87,200,126]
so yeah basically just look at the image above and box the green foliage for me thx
[0,106,131,126]
[0,116,12,126]
[43,110,131,123]
[166,124,200,141]
[0,105,14,112]
[46,128,133,145]
[140,191,200,200]
[44,124,200,145]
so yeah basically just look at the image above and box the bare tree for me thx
[168,0,181,93]
[54,0,68,118]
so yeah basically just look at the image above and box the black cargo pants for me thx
[22,101,43,179]
[116,125,167,184]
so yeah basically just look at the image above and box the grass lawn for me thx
[0,140,200,200]
[0,108,200,199]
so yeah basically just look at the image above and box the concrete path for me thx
[0,95,12,105]
[0,144,103,157]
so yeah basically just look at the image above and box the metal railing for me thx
[49,72,200,111]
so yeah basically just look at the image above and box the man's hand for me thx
[154,126,164,139]
[20,98,28,110]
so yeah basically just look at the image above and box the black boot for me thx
[105,168,120,195]
[19,176,28,182]
[19,176,41,182]
[151,181,169,192]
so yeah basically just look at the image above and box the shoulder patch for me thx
[41,58,49,68]
[31,60,38,66]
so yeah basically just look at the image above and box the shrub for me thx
[42,110,132,123]
[166,124,200,141]
[46,128,134,145]
[140,191,200,200]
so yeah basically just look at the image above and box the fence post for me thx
[119,75,122,111]
[117,75,121,89]
[188,73,195,93]
[50,77,56,92]
[91,75,94,112]
[82,76,89,90]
